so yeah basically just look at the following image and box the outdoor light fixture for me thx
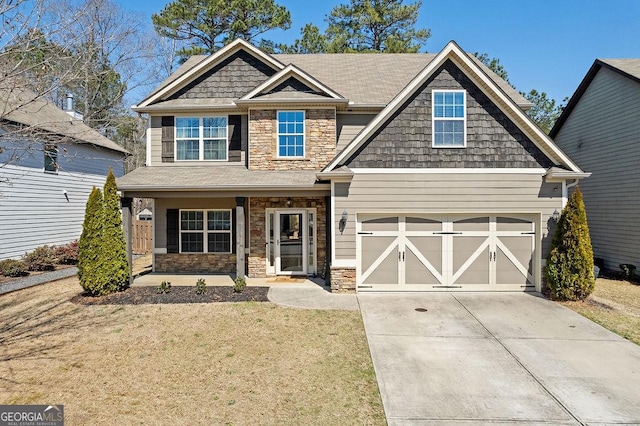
[339,210,348,234]
[286,197,292,207]
[62,189,69,202]
[552,209,560,223]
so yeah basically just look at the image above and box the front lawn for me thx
[0,274,385,424]
[561,277,640,345]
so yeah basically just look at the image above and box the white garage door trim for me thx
[356,214,539,292]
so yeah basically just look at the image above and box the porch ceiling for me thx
[117,165,329,193]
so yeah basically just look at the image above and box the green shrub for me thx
[99,168,130,293]
[0,259,29,277]
[23,246,56,271]
[157,280,172,294]
[545,187,595,301]
[195,278,206,295]
[54,241,79,265]
[233,276,246,293]
[78,187,104,295]
[620,264,636,280]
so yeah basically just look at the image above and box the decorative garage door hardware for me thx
[357,215,536,292]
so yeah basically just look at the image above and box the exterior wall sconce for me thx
[552,209,560,223]
[339,210,348,234]
[286,197,292,207]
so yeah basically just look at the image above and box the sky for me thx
[123,0,640,104]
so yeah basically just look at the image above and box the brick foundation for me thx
[155,253,236,274]
[330,267,356,293]
[248,196,327,278]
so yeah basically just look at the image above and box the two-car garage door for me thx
[357,214,537,291]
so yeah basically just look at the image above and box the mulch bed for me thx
[71,286,271,305]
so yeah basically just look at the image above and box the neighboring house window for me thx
[175,116,228,161]
[180,209,232,253]
[44,143,58,172]
[432,90,466,147]
[277,111,305,158]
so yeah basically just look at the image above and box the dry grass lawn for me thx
[0,262,385,425]
[561,277,640,345]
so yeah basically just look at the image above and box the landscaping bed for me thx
[72,285,270,305]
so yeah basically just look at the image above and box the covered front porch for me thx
[117,166,331,284]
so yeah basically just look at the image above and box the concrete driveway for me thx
[358,292,640,425]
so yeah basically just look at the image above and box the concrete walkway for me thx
[0,267,77,295]
[358,292,640,425]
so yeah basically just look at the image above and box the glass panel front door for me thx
[276,211,306,274]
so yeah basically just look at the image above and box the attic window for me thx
[44,143,58,173]
[432,90,466,148]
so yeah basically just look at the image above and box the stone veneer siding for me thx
[249,109,336,170]
[155,253,236,274]
[248,196,326,278]
[330,267,356,293]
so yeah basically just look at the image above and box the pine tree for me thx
[546,187,595,300]
[99,167,130,294]
[78,186,104,294]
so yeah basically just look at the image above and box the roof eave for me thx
[544,170,591,182]
[118,183,331,192]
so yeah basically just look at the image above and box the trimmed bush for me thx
[233,276,246,293]
[54,241,79,265]
[99,168,130,293]
[196,278,206,295]
[78,187,104,294]
[23,246,56,271]
[0,259,29,277]
[545,187,595,301]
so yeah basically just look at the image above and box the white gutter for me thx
[561,179,580,208]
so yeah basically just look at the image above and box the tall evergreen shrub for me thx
[78,186,104,294]
[77,168,130,295]
[545,187,595,301]
[100,167,130,293]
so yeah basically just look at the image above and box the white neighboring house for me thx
[0,89,129,261]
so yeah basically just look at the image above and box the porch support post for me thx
[235,197,246,279]
[121,196,134,285]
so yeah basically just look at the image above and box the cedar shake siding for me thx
[167,50,276,100]
[346,60,553,169]
[248,108,336,171]
[264,77,330,97]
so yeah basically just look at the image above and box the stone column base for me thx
[330,267,356,293]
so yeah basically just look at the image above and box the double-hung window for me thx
[180,209,232,253]
[44,143,58,173]
[432,90,466,147]
[277,111,305,158]
[175,116,228,161]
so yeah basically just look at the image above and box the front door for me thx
[276,210,306,275]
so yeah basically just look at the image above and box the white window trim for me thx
[179,209,233,254]
[174,115,229,161]
[432,89,467,148]
[276,110,305,159]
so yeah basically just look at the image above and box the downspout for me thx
[561,179,580,209]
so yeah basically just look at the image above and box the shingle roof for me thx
[1,88,128,154]
[117,165,327,191]
[598,58,640,80]
[141,50,531,109]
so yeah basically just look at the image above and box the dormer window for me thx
[432,90,466,148]
[175,116,228,161]
[277,111,305,158]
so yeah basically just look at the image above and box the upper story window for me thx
[432,90,466,148]
[175,116,228,161]
[277,111,305,158]
[44,143,58,173]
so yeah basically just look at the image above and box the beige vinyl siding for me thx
[336,114,375,151]
[554,67,640,269]
[333,173,562,260]
[149,116,163,165]
[154,198,236,249]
